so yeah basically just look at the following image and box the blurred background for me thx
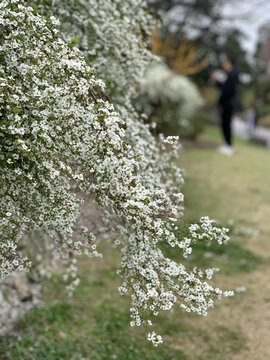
[137,0,270,145]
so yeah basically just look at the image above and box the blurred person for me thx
[211,56,239,155]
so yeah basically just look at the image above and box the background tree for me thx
[214,28,251,73]
[148,0,228,51]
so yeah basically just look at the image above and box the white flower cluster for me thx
[118,217,233,344]
[147,331,163,347]
[31,0,183,204]
[180,216,230,258]
[32,0,157,103]
[31,0,186,271]
[0,1,232,345]
[0,0,126,276]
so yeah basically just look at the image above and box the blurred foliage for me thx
[258,114,270,128]
[152,30,209,75]
[215,29,251,74]
[257,104,270,118]
[241,77,270,126]
[241,89,256,110]
[254,77,270,104]
[149,1,251,76]
[148,0,225,50]
[137,63,204,138]
[253,42,265,78]
[199,86,219,110]
[194,111,213,127]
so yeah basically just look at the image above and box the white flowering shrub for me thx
[141,64,203,119]
[32,0,157,102]
[0,1,108,279]
[138,63,204,137]
[0,1,233,345]
[32,0,184,227]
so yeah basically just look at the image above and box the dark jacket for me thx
[218,69,239,108]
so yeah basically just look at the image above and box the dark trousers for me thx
[220,104,233,146]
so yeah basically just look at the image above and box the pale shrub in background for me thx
[138,63,204,137]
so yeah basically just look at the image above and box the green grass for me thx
[161,232,262,276]
[160,217,263,275]
[0,264,187,360]
[181,125,270,223]
[1,124,269,359]
[0,253,246,360]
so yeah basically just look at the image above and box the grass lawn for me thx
[1,125,270,360]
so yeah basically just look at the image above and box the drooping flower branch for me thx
[0,1,232,345]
